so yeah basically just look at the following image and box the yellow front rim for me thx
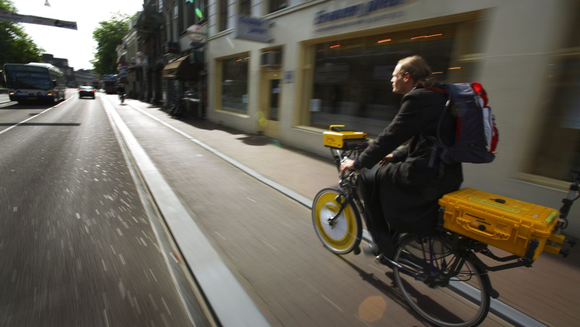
[313,190,358,251]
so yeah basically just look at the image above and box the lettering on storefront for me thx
[313,0,412,32]
[234,15,272,43]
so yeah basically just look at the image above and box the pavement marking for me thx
[0,96,73,136]
[134,296,142,315]
[149,269,158,282]
[162,297,172,316]
[247,197,257,203]
[320,293,344,313]
[127,291,135,307]
[149,294,159,311]
[215,232,226,240]
[103,309,110,327]
[262,241,277,252]
[161,313,171,327]
[119,254,126,265]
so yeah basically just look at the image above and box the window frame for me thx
[216,53,251,114]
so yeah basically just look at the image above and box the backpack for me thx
[427,83,499,165]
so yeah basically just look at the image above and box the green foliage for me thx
[91,13,130,76]
[0,0,44,70]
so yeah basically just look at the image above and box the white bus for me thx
[2,62,66,104]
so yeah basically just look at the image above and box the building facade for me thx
[120,0,580,236]
[201,0,580,237]
[74,69,98,87]
[42,53,76,87]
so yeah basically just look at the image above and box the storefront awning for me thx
[162,55,201,79]
[162,56,187,78]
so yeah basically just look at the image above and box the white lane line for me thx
[103,309,110,327]
[134,296,142,315]
[262,241,277,252]
[0,97,72,136]
[161,297,172,316]
[149,269,158,282]
[320,293,344,313]
[119,280,126,299]
[148,294,159,311]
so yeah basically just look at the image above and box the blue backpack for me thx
[427,83,499,165]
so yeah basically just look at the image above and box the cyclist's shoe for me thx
[362,243,380,257]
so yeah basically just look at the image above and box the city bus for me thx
[2,62,66,104]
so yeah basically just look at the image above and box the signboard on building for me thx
[234,15,272,43]
[313,0,413,33]
[0,10,77,30]
[187,24,207,43]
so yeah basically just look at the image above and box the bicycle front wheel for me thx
[393,235,491,327]
[312,188,362,255]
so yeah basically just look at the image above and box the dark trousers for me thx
[358,167,396,259]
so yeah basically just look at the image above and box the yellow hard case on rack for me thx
[439,188,561,261]
[323,125,367,149]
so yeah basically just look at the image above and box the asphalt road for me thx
[0,91,208,327]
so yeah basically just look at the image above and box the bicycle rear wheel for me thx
[393,235,491,327]
[312,188,362,255]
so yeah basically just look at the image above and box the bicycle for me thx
[311,126,577,327]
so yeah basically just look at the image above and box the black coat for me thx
[355,86,463,232]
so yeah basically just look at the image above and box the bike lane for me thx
[108,95,580,326]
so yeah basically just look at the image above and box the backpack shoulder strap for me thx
[425,87,447,95]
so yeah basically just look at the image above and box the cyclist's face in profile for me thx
[391,64,410,95]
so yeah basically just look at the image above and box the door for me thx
[260,71,282,139]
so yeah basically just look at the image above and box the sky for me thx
[11,0,144,70]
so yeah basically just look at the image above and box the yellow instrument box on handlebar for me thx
[439,188,563,261]
[323,125,367,149]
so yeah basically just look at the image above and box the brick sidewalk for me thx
[122,98,580,327]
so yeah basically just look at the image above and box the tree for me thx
[0,0,44,69]
[91,13,129,76]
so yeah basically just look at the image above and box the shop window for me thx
[219,55,249,114]
[269,0,287,14]
[527,10,580,181]
[219,0,229,31]
[306,24,466,136]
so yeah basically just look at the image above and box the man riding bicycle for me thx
[340,55,463,261]
[117,84,126,102]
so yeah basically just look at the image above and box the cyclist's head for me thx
[396,55,433,88]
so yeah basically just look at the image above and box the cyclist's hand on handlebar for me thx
[379,153,394,166]
[340,159,356,176]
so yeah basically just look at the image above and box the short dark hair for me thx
[398,55,433,87]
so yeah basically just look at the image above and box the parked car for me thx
[78,86,96,99]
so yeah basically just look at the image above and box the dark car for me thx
[78,86,96,99]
